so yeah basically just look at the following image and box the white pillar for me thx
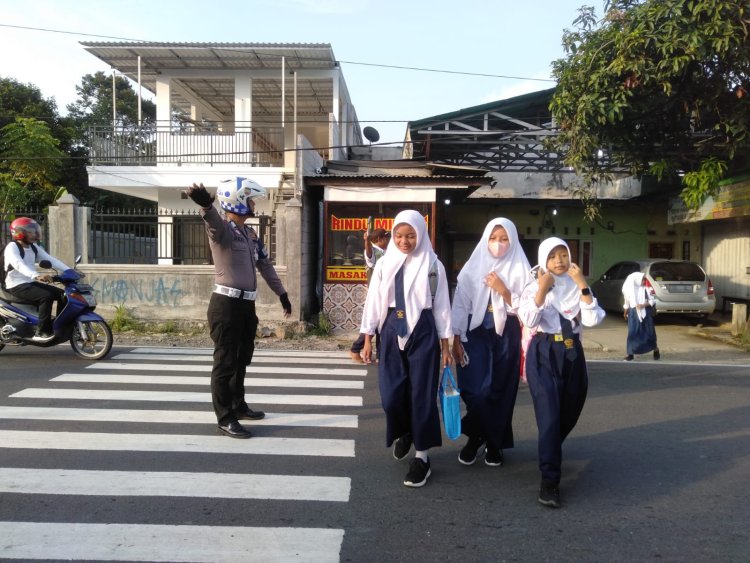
[155,76,171,125]
[235,76,253,162]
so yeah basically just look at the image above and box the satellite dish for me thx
[363,126,380,144]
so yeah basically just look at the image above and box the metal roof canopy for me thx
[81,42,341,119]
[405,88,568,172]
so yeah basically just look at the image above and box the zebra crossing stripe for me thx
[11,388,363,406]
[0,468,350,501]
[113,353,356,365]
[0,430,355,457]
[51,373,364,389]
[0,522,344,562]
[126,347,349,358]
[0,406,358,427]
[94,362,367,377]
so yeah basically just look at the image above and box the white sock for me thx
[415,450,429,462]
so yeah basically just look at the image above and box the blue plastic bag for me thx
[439,365,461,440]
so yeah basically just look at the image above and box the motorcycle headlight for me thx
[70,292,97,306]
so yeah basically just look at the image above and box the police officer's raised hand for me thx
[279,292,292,318]
[186,183,215,208]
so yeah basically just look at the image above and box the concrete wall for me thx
[77,264,288,324]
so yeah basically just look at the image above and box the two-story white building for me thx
[80,42,362,320]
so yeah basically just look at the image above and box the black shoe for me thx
[538,480,561,508]
[235,406,265,420]
[458,435,485,465]
[393,432,413,461]
[217,421,252,439]
[653,348,660,361]
[484,447,504,467]
[624,354,634,361]
[403,457,431,488]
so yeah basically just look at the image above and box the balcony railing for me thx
[88,122,284,167]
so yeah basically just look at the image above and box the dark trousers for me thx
[526,334,588,484]
[8,282,64,333]
[207,293,258,425]
[457,315,521,450]
[378,308,442,451]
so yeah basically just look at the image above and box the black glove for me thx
[186,183,215,208]
[279,293,292,316]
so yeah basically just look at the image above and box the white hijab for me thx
[457,218,531,335]
[375,210,436,346]
[622,271,648,321]
[536,237,581,320]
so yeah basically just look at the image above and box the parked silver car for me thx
[591,259,716,319]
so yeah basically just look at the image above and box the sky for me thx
[0,0,598,145]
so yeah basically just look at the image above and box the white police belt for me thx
[214,284,257,301]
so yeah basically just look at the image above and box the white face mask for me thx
[488,241,509,258]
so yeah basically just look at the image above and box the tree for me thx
[67,71,156,128]
[0,76,86,208]
[0,117,65,214]
[66,71,157,208]
[550,0,750,209]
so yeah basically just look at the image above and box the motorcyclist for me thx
[3,217,70,341]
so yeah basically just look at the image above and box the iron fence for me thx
[90,208,275,265]
[87,122,285,166]
[0,208,50,249]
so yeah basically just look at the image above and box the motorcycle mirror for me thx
[39,260,52,269]
[75,255,82,265]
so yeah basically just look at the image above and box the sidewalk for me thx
[582,311,749,362]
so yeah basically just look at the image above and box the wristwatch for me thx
[580,287,592,296]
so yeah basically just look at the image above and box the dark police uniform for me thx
[200,205,287,426]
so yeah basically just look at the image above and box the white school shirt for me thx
[360,258,453,346]
[518,280,606,335]
[3,242,70,290]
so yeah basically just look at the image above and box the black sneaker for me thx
[484,447,504,467]
[653,348,661,360]
[624,354,634,361]
[392,432,412,461]
[403,458,431,488]
[458,436,485,465]
[538,480,561,508]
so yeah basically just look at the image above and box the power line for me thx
[0,23,556,83]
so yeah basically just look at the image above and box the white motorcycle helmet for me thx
[216,177,266,215]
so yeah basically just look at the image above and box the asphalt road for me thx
[0,341,748,562]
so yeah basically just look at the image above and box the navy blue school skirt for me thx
[457,315,521,449]
[378,308,442,451]
[626,307,657,355]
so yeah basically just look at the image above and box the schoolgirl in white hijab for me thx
[361,209,452,352]
[622,271,654,322]
[450,218,532,468]
[453,217,532,339]
[360,209,453,489]
[621,271,659,360]
[518,237,605,334]
[518,236,605,510]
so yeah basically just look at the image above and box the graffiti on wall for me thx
[90,277,184,307]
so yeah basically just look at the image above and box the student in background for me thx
[622,271,660,361]
[451,218,532,468]
[350,228,389,364]
[519,237,605,508]
[360,210,453,488]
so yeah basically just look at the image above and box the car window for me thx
[648,261,705,281]
[602,264,621,279]
[620,262,641,278]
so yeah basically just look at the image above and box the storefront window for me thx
[324,202,431,283]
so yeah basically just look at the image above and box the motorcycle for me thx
[0,258,113,360]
